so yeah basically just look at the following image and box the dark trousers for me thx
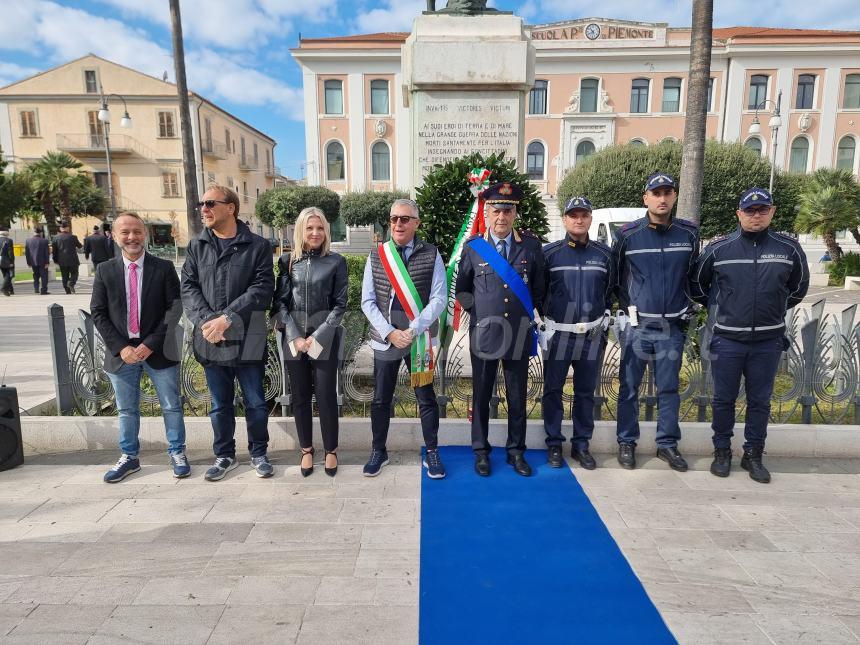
[203,363,269,458]
[471,352,529,456]
[617,324,685,448]
[542,335,604,449]
[710,335,783,451]
[370,349,439,451]
[1,268,13,295]
[286,351,339,453]
[31,266,48,293]
[59,265,78,293]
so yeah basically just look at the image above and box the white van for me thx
[588,208,646,246]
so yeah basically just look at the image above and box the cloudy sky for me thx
[2,0,859,179]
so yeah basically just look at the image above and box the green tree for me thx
[415,151,549,259]
[557,140,803,238]
[0,154,28,228]
[794,168,860,262]
[25,151,90,234]
[341,190,410,240]
[256,185,340,229]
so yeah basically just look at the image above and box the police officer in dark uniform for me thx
[542,196,614,470]
[612,172,699,471]
[456,182,546,477]
[691,188,809,484]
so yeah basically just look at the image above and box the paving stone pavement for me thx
[0,450,858,643]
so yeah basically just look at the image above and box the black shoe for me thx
[710,448,732,477]
[324,450,338,477]
[657,446,688,472]
[70,285,76,294]
[300,447,314,477]
[741,446,771,484]
[617,443,636,469]
[506,453,532,477]
[547,445,563,468]
[64,287,71,294]
[474,454,490,477]
[571,446,597,470]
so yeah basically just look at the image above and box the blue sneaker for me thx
[362,449,389,477]
[104,454,141,483]
[204,456,238,482]
[423,449,446,479]
[171,453,191,478]
[251,454,274,478]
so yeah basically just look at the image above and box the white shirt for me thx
[122,254,144,338]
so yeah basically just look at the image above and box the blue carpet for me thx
[419,446,676,644]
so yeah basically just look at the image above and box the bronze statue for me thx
[427,0,496,15]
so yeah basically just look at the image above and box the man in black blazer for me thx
[51,221,82,294]
[84,225,114,271]
[25,227,50,294]
[90,211,188,483]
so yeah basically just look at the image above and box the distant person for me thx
[819,251,832,263]
[51,221,82,294]
[0,227,14,296]
[25,226,50,295]
[84,225,113,271]
[90,212,188,482]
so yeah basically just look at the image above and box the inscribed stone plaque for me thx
[413,90,522,180]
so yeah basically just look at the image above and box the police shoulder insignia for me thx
[675,217,699,229]
[518,228,538,239]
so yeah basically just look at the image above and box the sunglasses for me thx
[196,199,229,209]
[742,207,771,215]
[389,215,418,224]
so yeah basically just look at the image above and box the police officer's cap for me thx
[644,172,677,192]
[563,196,593,214]
[738,187,773,210]
[483,182,522,209]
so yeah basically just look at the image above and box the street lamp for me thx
[748,89,782,193]
[97,85,132,223]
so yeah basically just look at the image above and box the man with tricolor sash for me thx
[455,182,546,477]
[361,198,448,479]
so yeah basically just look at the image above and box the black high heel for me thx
[300,447,314,477]
[324,450,338,477]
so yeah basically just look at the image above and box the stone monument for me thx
[402,10,535,184]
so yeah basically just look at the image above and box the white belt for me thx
[544,318,604,334]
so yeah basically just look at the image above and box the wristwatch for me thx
[223,311,236,326]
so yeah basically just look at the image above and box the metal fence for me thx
[54,300,860,424]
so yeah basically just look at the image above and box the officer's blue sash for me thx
[467,236,538,356]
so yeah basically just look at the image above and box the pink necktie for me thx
[129,262,139,335]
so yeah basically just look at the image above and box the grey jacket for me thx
[272,250,348,359]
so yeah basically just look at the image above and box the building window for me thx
[162,171,180,197]
[629,138,646,147]
[326,141,345,181]
[796,74,815,110]
[707,77,715,112]
[575,140,596,164]
[207,171,216,184]
[845,74,860,109]
[370,79,389,115]
[836,136,856,170]
[330,214,347,243]
[529,80,548,115]
[324,80,344,115]
[240,137,246,164]
[267,149,273,174]
[526,141,545,180]
[371,141,390,181]
[204,118,213,150]
[227,176,234,190]
[94,172,110,196]
[225,128,231,154]
[630,78,649,113]
[87,111,105,147]
[84,70,98,93]
[748,74,768,109]
[157,111,176,138]
[242,180,248,203]
[253,142,259,167]
[745,137,763,156]
[579,78,599,113]
[19,110,38,137]
[789,137,810,173]
[662,77,682,112]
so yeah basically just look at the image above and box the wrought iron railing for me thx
[59,300,860,424]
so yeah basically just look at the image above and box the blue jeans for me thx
[616,324,685,448]
[710,335,783,451]
[107,362,186,457]
[203,363,269,458]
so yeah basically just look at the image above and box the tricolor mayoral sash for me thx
[466,236,539,357]
[377,240,436,386]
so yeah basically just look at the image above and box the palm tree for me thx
[794,168,860,262]
[26,151,84,235]
[677,0,713,226]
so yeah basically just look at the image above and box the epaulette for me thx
[543,239,563,251]
[619,220,641,234]
[709,233,730,244]
[465,233,482,242]
[674,217,699,229]
[772,230,799,242]
[518,228,539,240]
[590,238,611,253]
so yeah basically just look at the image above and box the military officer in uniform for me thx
[612,172,699,472]
[456,182,546,477]
[691,188,809,483]
[542,196,614,470]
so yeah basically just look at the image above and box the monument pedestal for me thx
[403,14,535,185]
